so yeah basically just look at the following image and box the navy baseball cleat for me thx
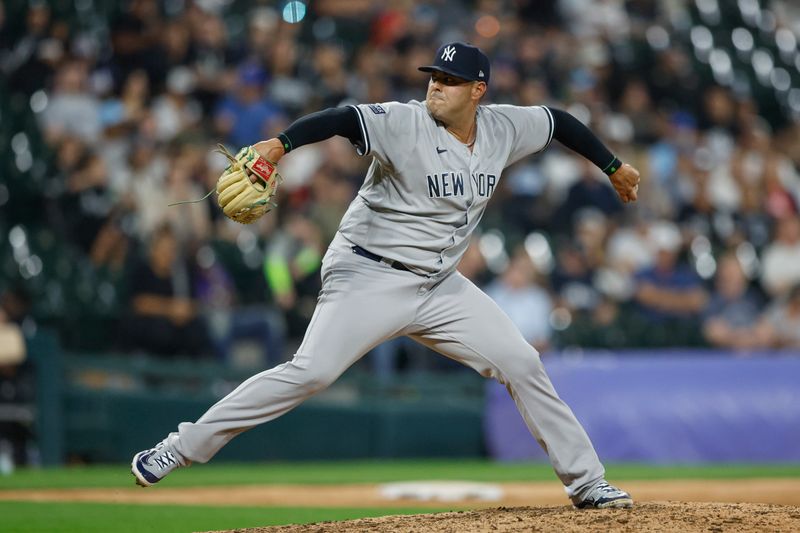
[573,481,633,509]
[131,440,187,487]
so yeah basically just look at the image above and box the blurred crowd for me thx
[1,0,800,374]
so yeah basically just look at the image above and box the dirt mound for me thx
[206,502,800,533]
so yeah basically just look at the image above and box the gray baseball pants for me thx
[168,232,605,499]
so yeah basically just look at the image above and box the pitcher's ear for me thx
[473,81,487,100]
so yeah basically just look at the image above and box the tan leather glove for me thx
[215,144,283,224]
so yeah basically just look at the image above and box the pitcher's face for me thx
[426,71,484,123]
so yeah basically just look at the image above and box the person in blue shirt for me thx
[632,222,708,344]
[214,63,284,148]
[702,252,765,350]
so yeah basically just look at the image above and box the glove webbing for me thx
[167,144,279,209]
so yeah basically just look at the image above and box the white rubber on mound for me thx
[379,481,504,502]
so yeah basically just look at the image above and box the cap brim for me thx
[418,65,480,82]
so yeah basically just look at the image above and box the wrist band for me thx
[602,157,622,176]
[277,133,293,154]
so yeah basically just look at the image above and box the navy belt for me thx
[351,245,410,272]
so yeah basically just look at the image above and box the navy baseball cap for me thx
[418,42,490,84]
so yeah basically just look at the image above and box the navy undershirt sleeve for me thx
[546,107,622,175]
[277,107,362,153]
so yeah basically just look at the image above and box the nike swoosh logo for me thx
[436,147,447,154]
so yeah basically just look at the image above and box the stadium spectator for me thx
[761,216,800,298]
[194,247,286,368]
[163,143,213,246]
[645,112,697,218]
[189,9,240,114]
[553,159,623,233]
[306,157,361,244]
[159,18,193,75]
[40,60,102,144]
[264,213,324,338]
[307,41,350,109]
[214,63,284,148]
[113,138,169,241]
[266,30,312,115]
[151,67,202,142]
[631,221,708,345]
[486,249,553,353]
[88,215,131,276]
[109,0,164,88]
[550,241,599,313]
[702,253,766,350]
[0,287,35,468]
[50,137,115,255]
[617,79,659,145]
[121,225,212,358]
[604,217,654,300]
[759,284,800,349]
[1,2,59,96]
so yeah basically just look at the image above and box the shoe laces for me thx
[594,482,624,496]
[147,444,178,471]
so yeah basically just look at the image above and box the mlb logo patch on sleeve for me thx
[368,104,386,115]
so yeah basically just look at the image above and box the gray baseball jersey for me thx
[340,100,554,276]
[161,100,607,503]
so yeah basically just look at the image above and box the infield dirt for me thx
[206,502,800,533]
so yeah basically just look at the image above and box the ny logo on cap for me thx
[441,45,456,62]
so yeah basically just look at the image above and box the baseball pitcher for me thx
[133,42,640,509]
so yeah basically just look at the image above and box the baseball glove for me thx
[214,144,282,224]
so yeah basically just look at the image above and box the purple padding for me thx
[484,352,800,463]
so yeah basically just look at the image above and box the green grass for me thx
[0,501,446,533]
[1,460,798,490]
[1,461,798,533]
